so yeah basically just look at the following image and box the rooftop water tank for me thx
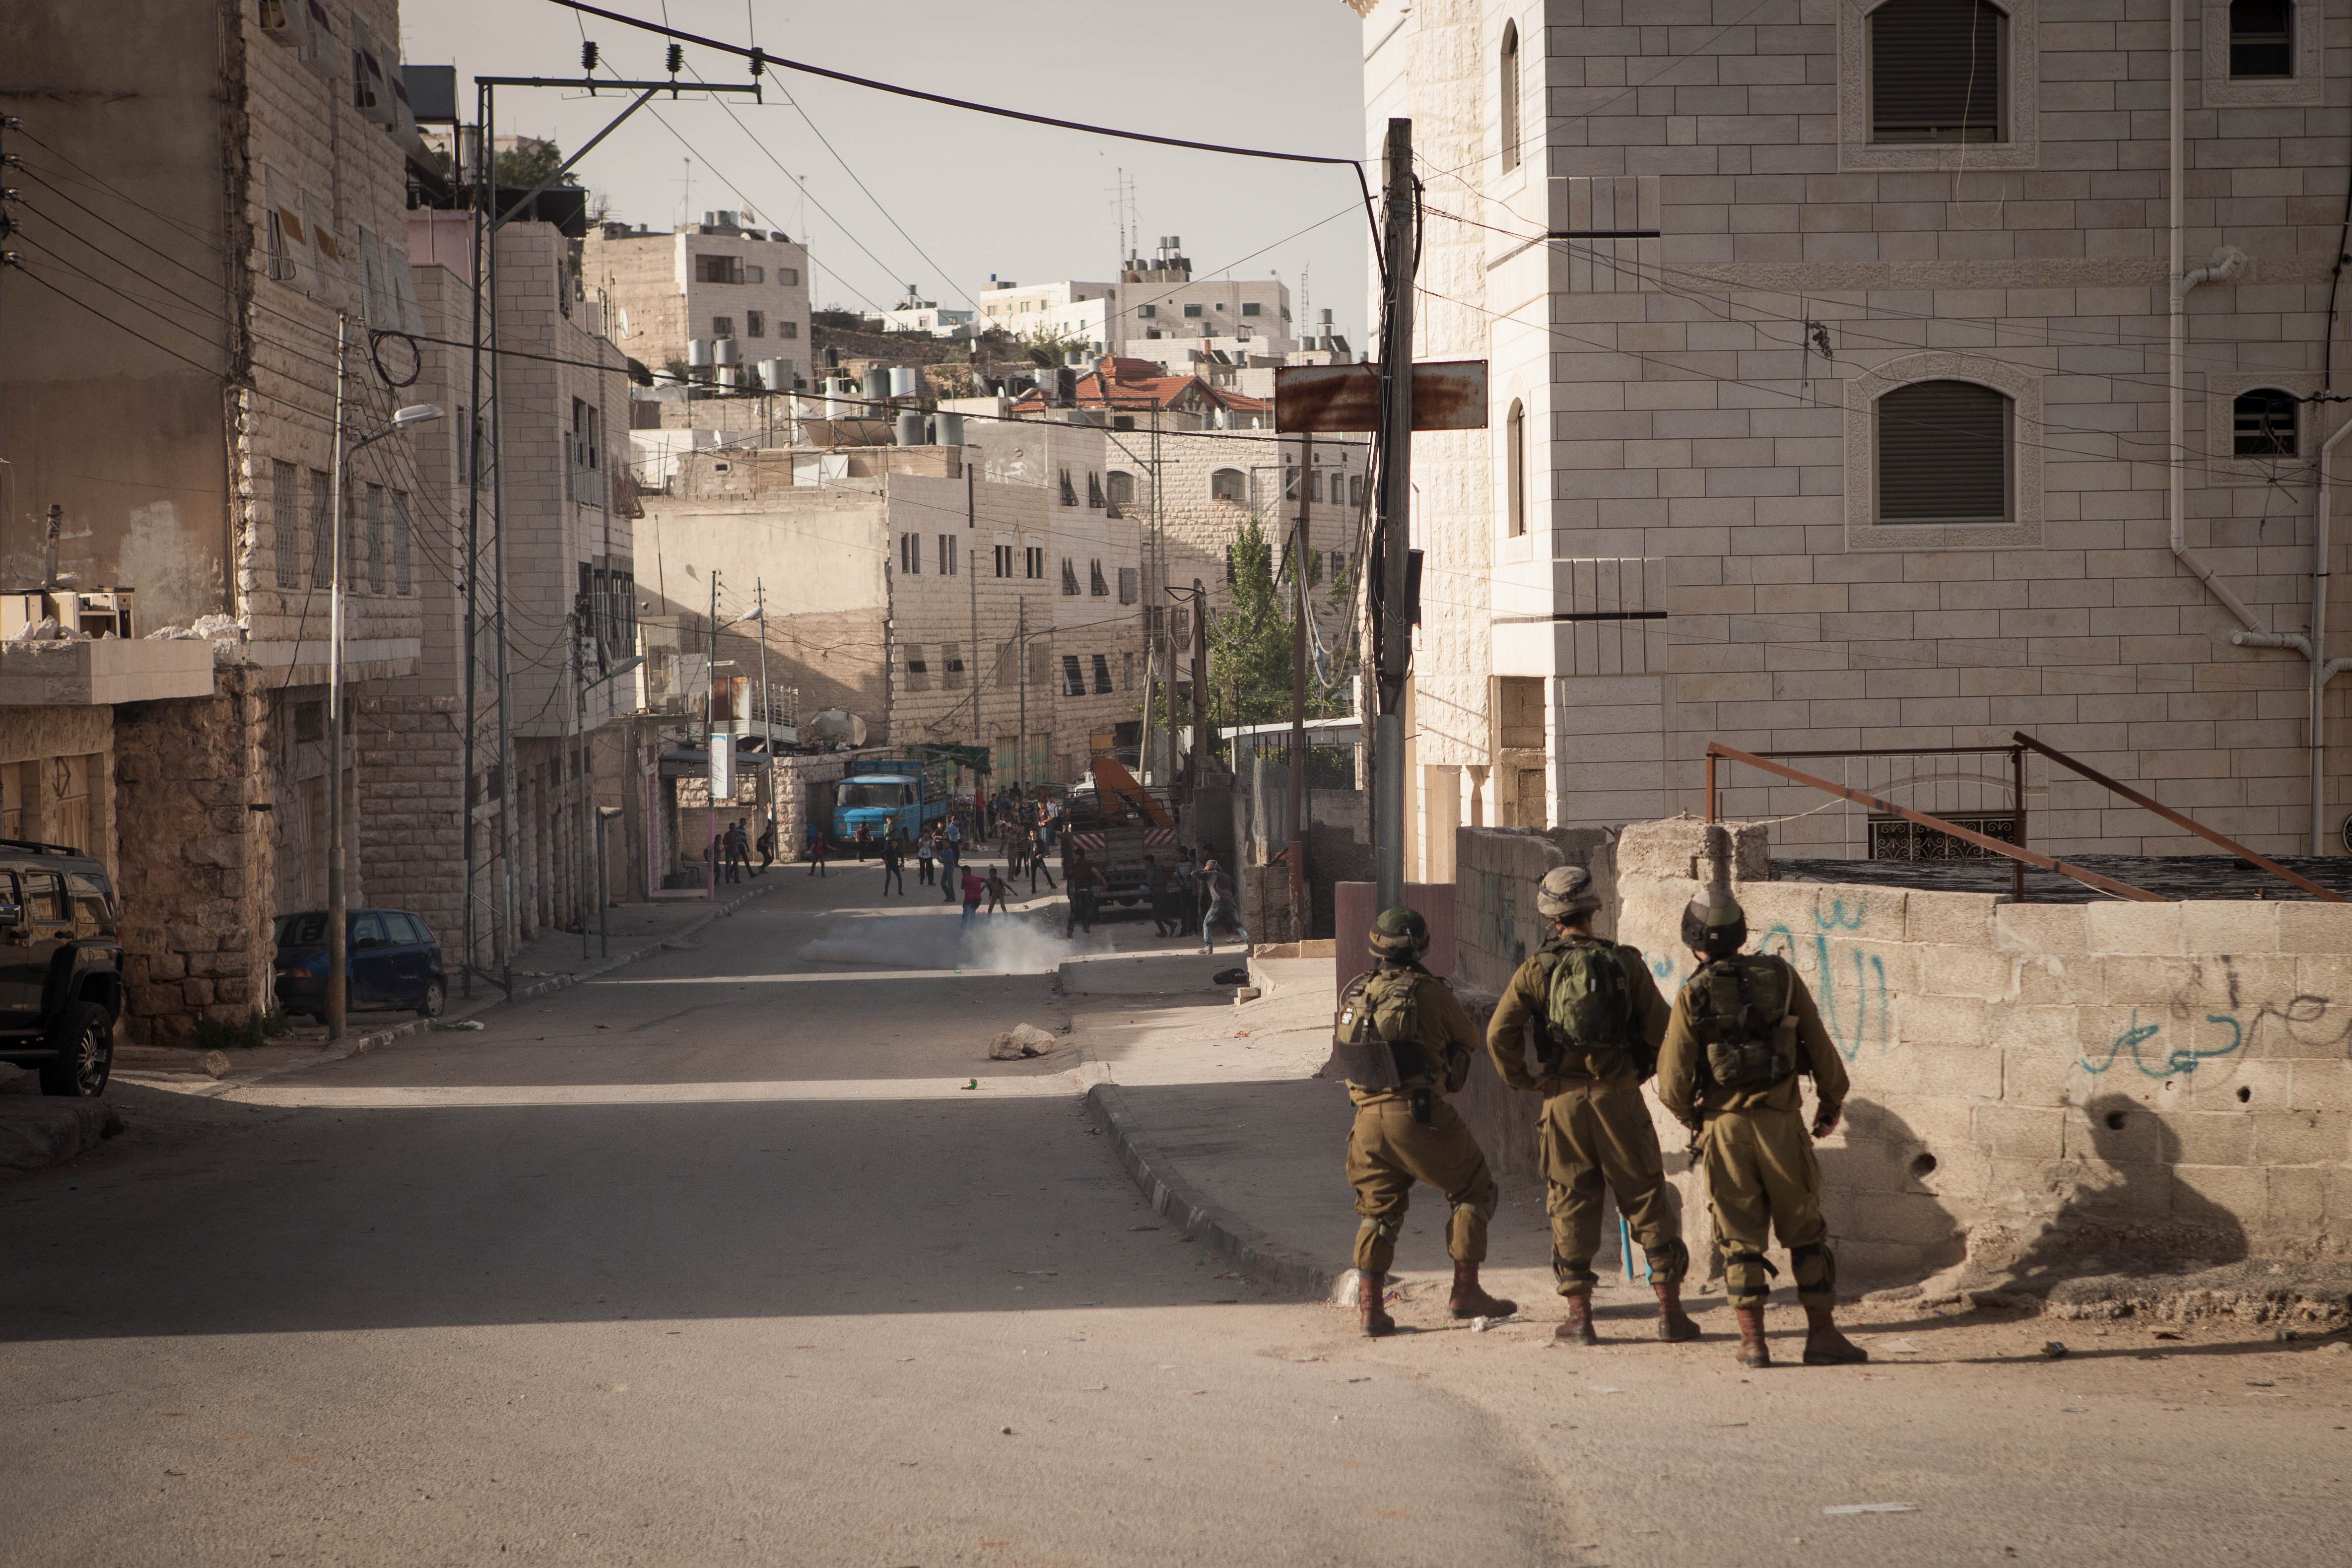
[863,366,890,402]
[887,366,919,398]
[894,411,925,447]
[713,338,741,365]
[758,358,790,389]
[933,412,965,446]
[686,339,714,368]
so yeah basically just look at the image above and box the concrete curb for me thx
[186,881,782,1100]
[1080,1068,1339,1303]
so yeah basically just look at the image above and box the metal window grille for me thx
[1062,654,1086,697]
[1087,471,1105,508]
[309,469,333,586]
[1107,472,1136,505]
[1029,641,1053,688]
[904,645,931,692]
[1025,547,1045,579]
[942,642,965,688]
[392,490,412,594]
[1870,0,2005,144]
[1059,468,1077,506]
[1500,21,1522,172]
[1090,654,1112,694]
[1089,559,1109,596]
[271,461,301,588]
[995,544,1014,577]
[1869,814,2016,861]
[1123,652,1135,690]
[1061,557,1080,596]
[1118,566,1139,604]
[365,484,386,593]
[900,533,921,574]
[938,535,957,575]
[2230,0,2292,76]
[1876,379,2009,523]
[2234,388,2298,456]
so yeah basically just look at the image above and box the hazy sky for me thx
[399,0,1373,341]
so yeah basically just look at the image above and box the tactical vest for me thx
[1685,954,1801,1092]
[1333,967,1434,1091]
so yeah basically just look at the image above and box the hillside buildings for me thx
[584,212,812,389]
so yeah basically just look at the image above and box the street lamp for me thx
[323,340,442,1043]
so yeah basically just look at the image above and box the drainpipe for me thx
[2236,415,2352,852]
[2166,0,2342,848]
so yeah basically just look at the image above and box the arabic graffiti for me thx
[2078,1008,2243,1079]
[1759,917,1892,1063]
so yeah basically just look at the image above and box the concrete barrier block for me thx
[2003,1040,2080,1106]
[1899,993,1987,1049]
[2064,1160,2174,1220]
[1905,890,1997,947]
[2087,901,2184,956]
[2279,900,2352,954]
[2183,901,2280,957]
[2287,1060,2352,1113]
[1972,1102,2065,1162]
[1900,1043,2004,1099]
[2264,1166,2330,1232]
[1846,1189,1968,1251]
[2100,955,2209,1011]
[1912,943,2015,1001]
[2168,1164,2267,1227]
[2017,954,2098,1006]
[2063,1100,2165,1166]
[1995,902,2088,955]
[2246,1111,2350,1166]
[2165,1112,2256,1166]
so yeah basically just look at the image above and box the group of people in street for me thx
[1332,831,1868,1369]
[709,818,777,883]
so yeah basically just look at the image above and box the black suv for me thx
[0,838,124,1096]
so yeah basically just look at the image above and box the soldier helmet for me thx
[1680,823,1747,956]
[1367,905,1430,961]
[1536,865,1602,919]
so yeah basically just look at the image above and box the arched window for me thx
[1106,471,1137,505]
[2234,389,2298,457]
[1506,399,1528,536]
[1876,379,2011,523]
[1499,22,1522,173]
[1870,0,2006,144]
[1210,467,1246,502]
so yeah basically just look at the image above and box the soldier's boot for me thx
[1554,1289,1600,1346]
[1358,1272,1396,1339]
[1448,1261,1516,1320]
[1653,1281,1700,1342]
[1801,1301,1869,1366]
[1733,1306,1771,1368]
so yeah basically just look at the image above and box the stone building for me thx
[583,212,811,389]
[1359,0,2352,874]
[3,0,436,1043]
[627,435,1147,879]
[969,242,1300,370]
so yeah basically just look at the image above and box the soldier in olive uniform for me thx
[1653,849,1869,1369]
[1337,907,1518,1337]
[1486,866,1697,1345]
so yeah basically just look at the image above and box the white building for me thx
[583,212,811,388]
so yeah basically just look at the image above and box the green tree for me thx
[494,136,578,188]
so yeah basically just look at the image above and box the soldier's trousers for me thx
[1539,1080,1680,1291]
[1698,1105,1832,1308]
[1345,1098,1497,1275]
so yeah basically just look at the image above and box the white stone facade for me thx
[1364,0,2352,867]
[583,217,812,387]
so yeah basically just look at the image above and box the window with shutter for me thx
[1061,558,1080,596]
[365,483,387,593]
[1500,21,1522,172]
[272,461,301,588]
[2230,0,2291,76]
[1062,655,1086,697]
[1876,380,2010,523]
[1506,399,1527,536]
[309,470,333,587]
[1871,0,2006,144]
[2234,389,2298,456]
[1107,471,1137,505]
[1091,655,1113,694]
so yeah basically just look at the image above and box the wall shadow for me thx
[1996,1092,2249,1292]
[1809,1097,1966,1290]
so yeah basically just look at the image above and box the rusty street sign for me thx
[1273,360,1488,433]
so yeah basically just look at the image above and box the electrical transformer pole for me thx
[1373,118,1415,909]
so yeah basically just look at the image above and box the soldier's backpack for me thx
[1687,954,1801,1091]
[1535,936,1648,1078]
[1332,968,1431,1090]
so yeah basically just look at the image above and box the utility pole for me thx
[707,567,721,902]
[756,578,773,857]
[1016,597,1028,792]
[966,457,982,808]
[1289,429,1311,940]
[1190,578,1210,795]
[574,607,591,961]
[325,317,351,1042]
[1373,118,1415,909]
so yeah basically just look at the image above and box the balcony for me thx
[0,638,217,706]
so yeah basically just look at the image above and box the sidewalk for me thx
[107,879,784,1101]
[1066,947,1653,1328]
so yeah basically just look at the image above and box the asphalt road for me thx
[4,865,2350,1566]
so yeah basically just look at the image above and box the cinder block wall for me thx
[1451,817,2352,1280]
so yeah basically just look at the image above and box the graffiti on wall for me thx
[2078,960,2352,1079]
[1642,895,1892,1063]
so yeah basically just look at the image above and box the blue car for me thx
[273,909,447,1023]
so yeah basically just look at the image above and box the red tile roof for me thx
[1008,356,1266,416]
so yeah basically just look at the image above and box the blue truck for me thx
[831,756,955,847]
